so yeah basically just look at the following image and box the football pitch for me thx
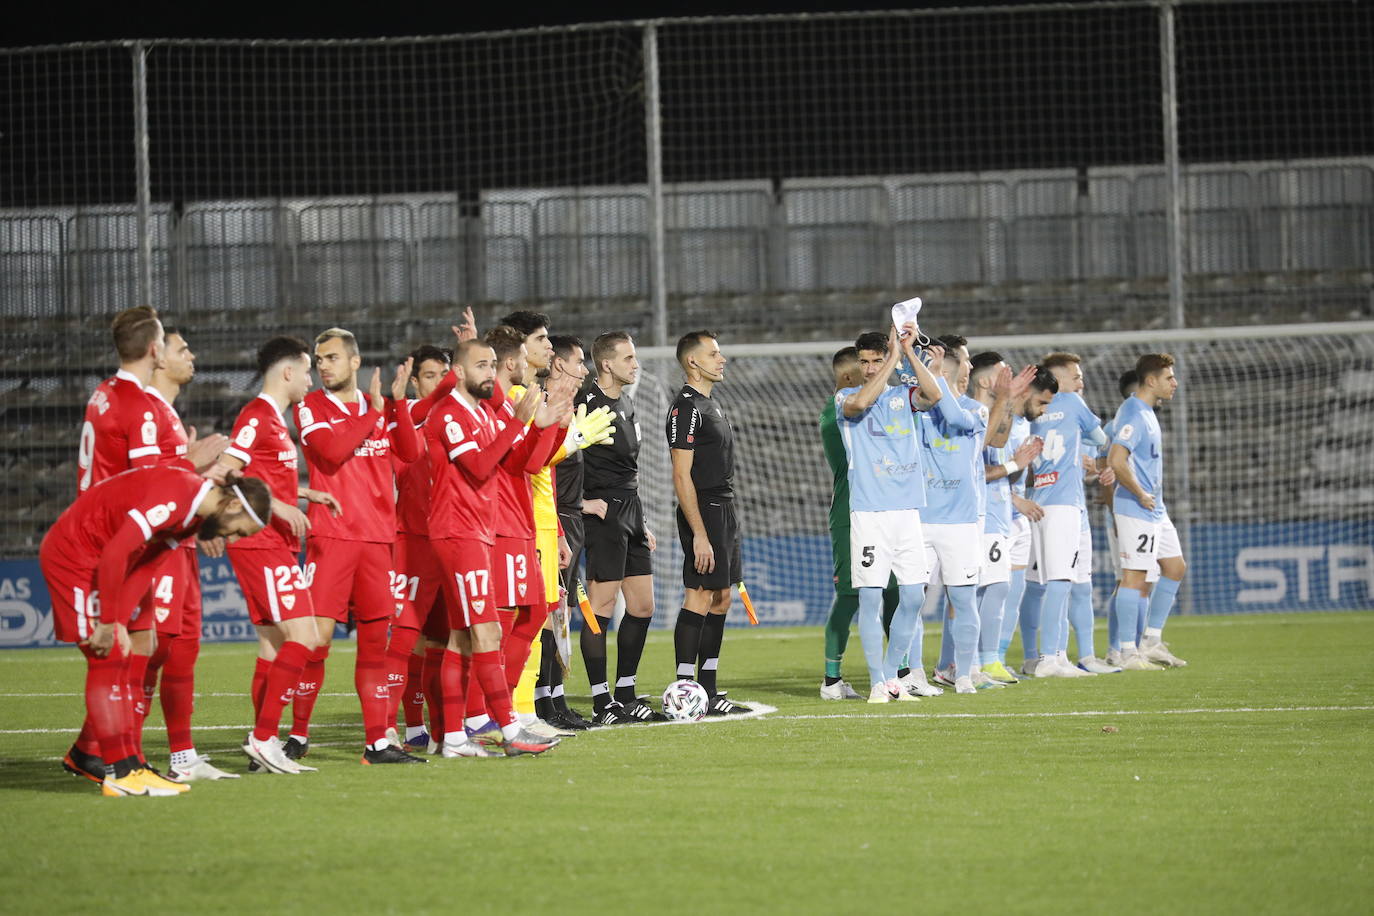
[2,612,1371,914]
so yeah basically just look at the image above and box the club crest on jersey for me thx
[518,583,527,598]
[888,396,904,410]
[1119,423,1135,440]
[281,594,296,610]
[298,406,314,427]
[154,605,170,623]
[471,599,486,613]
[146,502,176,527]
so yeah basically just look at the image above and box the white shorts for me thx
[851,509,929,588]
[1073,521,1093,585]
[1029,504,1084,584]
[923,522,982,587]
[1009,515,1032,568]
[1108,511,1161,583]
[1115,514,1159,571]
[980,531,1011,586]
[1157,512,1182,560]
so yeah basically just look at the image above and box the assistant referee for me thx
[667,330,750,716]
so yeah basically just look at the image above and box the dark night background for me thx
[2,1,1370,207]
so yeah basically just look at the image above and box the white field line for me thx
[5,703,1372,737]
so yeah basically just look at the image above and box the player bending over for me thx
[41,465,268,795]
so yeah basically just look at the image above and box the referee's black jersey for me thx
[666,384,735,500]
[555,446,584,514]
[578,379,640,493]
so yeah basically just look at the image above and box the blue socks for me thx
[1068,580,1095,660]
[999,568,1026,661]
[979,581,1009,666]
[884,584,927,681]
[857,587,888,687]
[1148,576,1182,632]
[1019,580,1045,661]
[947,584,979,678]
[1114,585,1142,649]
[1037,580,1072,660]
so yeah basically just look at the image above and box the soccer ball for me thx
[661,679,710,721]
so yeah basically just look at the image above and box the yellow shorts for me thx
[535,527,561,604]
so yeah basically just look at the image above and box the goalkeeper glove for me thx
[568,403,616,450]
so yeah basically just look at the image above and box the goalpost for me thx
[629,321,1374,625]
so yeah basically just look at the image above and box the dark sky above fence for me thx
[2,1,1370,207]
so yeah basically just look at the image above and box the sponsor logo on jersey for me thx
[90,388,111,415]
[1034,471,1060,487]
[1041,411,1065,422]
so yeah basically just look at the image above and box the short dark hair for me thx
[592,331,633,371]
[1117,369,1139,398]
[937,334,968,352]
[1030,365,1060,394]
[549,334,585,362]
[256,336,311,377]
[969,351,1004,384]
[454,339,491,364]
[500,310,551,339]
[832,346,859,371]
[1135,352,1175,383]
[483,325,526,363]
[112,306,161,362]
[410,344,451,368]
[854,331,887,355]
[675,330,717,369]
[161,324,183,341]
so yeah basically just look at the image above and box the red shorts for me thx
[493,535,541,609]
[393,533,449,638]
[227,544,315,626]
[431,537,495,631]
[40,556,100,644]
[305,537,394,624]
[146,547,201,638]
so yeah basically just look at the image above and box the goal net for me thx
[630,321,1374,625]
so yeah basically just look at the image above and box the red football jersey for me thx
[295,389,419,544]
[148,385,199,559]
[394,399,432,537]
[425,390,525,543]
[492,408,561,541]
[223,393,300,551]
[41,465,213,625]
[78,369,164,492]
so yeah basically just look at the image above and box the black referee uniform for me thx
[667,384,741,590]
[579,379,651,582]
[554,442,585,599]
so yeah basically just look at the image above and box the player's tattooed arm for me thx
[985,436,1043,482]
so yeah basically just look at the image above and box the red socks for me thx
[291,645,329,738]
[385,625,420,727]
[252,657,271,717]
[354,618,391,745]
[404,652,426,729]
[472,650,516,728]
[503,603,552,691]
[439,649,468,739]
[423,646,446,737]
[160,636,199,755]
[252,641,309,742]
[126,652,151,760]
[82,643,134,768]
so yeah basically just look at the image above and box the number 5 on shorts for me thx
[860,546,875,568]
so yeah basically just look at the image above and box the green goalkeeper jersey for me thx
[819,398,850,535]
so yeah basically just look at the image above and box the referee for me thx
[668,331,750,716]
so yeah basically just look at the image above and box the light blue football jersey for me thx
[918,392,982,525]
[1007,415,1031,522]
[1110,394,1164,522]
[1028,391,1103,509]
[836,385,927,513]
[1104,403,1167,515]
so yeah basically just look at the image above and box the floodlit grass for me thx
[2,612,1371,914]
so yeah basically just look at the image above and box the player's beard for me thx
[323,375,353,393]
[197,514,224,541]
[466,379,495,400]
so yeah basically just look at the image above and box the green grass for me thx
[2,612,1372,914]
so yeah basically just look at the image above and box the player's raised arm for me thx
[842,327,901,418]
[296,396,383,475]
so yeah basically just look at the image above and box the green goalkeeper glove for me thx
[568,403,616,449]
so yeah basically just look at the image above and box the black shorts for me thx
[677,497,743,591]
[557,510,585,597]
[583,489,653,583]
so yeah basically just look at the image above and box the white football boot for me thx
[899,668,944,697]
[820,679,863,700]
[1141,634,1188,667]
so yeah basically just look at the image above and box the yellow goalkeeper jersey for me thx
[509,384,561,530]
